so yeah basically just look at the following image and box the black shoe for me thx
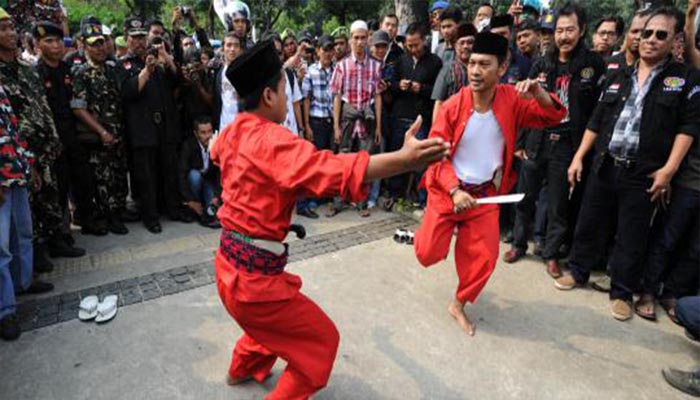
[81,222,108,236]
[107,217,129,235]
[33,244,54,274]
[20,279,54,295]
[297,208,319,219]
[145,221,162,234]
[119,209,141,223]
[199,216,221,229]
[0,314,21,341]
[48,235,86,258]
[63,233,75,246]
[179,210,196,223]
[663,368,700,397]
[533,243,544,257]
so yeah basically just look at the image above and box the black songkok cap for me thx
[472,32,509,59]
[490,14,514,29]
[34,21,63,40]
[456,23,478,39]
[226,40,282,98]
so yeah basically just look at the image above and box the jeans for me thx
[676,296,700,337]
[0,186,33,320]
[188,170,216,207]
[569,159,655,301]
[387,117,429,200]
[644,186,699,297]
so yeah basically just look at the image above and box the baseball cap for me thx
[318,35,335,50]
[81,23,104,45]
[370,30,390,47]
[430,1,449,13]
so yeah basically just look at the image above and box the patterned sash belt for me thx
[459,181,495,198]
[219,230,288,275]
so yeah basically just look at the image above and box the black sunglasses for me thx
[641,29,669,41]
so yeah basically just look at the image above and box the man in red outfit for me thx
[414,32,567,336]
[211,40,451,400]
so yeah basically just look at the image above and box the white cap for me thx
[102,25,112,36]
[350,20,368,33]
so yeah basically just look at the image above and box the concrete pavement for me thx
[0,211,697,399]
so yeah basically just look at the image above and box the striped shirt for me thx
[302,62,334,118]
[330,52,382,138]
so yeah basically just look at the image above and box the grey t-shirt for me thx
[431,61,468,102]
[675,143,700,191]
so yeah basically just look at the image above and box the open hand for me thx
[400,116,450,169]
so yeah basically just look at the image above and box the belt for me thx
[219,230,288,275]
[609,154,637,169]
[459,181,495,198]
[310,116,332,122]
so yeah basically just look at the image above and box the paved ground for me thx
[1,210,698,400]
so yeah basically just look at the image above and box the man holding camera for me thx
[118,16,185,234]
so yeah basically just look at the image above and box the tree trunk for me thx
[395,0,428,30]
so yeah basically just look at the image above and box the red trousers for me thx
[215,253,340,400]
[414,203,500,304]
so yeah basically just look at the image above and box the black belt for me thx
[310,116,332,122]
[609,154,637,169]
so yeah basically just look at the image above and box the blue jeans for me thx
[676,296,700,337]
[188,170,216,207]
[0,186,33,320]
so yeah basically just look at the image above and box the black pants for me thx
[55,137,96,223]
[644,185,700,298]
[570,158,656,301]
[131,144,180,224]
[512,135,574,259]
[309,117,333,151]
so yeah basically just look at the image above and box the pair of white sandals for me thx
[78,295,118,323]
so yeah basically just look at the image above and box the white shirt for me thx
[219,64,239,132]
[452,109,504,184]
[283,72,303,135]
[197,141,210,174]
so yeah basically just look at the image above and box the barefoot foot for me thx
[448,299,476,336]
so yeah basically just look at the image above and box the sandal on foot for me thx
[634,294,657,321]
[325,207,341,218]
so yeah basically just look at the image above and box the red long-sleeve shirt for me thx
[212,112,370,242]
[425,85,567,215]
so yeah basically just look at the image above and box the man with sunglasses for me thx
[555,6,700,322]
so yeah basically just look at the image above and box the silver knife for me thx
[475,193,526,205]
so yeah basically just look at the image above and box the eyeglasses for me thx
[641,29,669,41]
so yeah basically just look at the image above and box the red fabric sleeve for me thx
[248,127,370,201]
[425,96,461,194]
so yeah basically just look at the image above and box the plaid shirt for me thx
[609,62,664,158]
[302,62,334,118]
[330,52,382,138]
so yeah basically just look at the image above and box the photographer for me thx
[170,6,212,67]
[118,16,187,234]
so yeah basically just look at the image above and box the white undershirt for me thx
[219,64,239,132]
[452,109,504,184]
[283,75,303,135]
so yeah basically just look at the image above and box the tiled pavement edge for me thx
[17,215,416,332]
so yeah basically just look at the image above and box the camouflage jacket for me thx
[70,59,124,137]
[0,85,33,187]
[0,59,62,167]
